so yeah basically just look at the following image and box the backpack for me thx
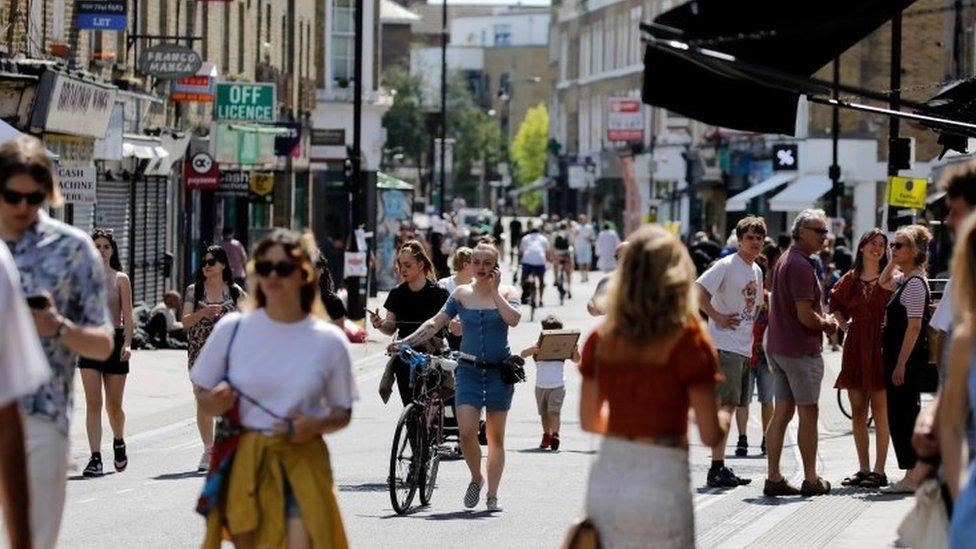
[554,232,570,251]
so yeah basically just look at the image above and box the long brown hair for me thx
[397,240,436,281]
[249,229,325,317]
[91,229,123,271]
[852,229,888,276]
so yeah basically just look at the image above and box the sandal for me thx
[859,472,888,489]
[841,471,870,486]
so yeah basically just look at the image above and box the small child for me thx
[520,315,581,451]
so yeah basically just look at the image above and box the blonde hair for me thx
[604,224,698,340]
[894,224,933,268]
[473,242,499,266]
[451,246,473,272]
[952,212,976,324]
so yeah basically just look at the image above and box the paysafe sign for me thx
[215,83,276,123]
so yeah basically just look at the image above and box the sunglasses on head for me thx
[202,258,220,267]
[254,259,299,277]
[2,188,45,206]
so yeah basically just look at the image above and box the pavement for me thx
[40,263,920,548]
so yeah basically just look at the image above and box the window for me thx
[579,28,590,77]
[238,5,245,73]
[631,7,642,65]
[222,2,230,73]
[559,30,568,81]
[590,95,602,149]
[579,97,590,152]
[617,13,627,67]
[592,22,603,74]
[604,18,613,70]
[493,24,512,46]
[331,0,355,84]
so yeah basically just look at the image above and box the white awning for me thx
[122,135,169,160]
[726,172,796,212]
[768,175,832,212]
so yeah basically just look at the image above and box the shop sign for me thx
[138,43,202,80]
[311,128,345,146]
[45,134,95,164]
[215,83,276,123]
[184,151,219,190]
[274,123,302,157]
[606,97,644,142]
[249,172,275,203]
[35,72,117,138]
[93,103,124,161]
[772,144,799,171]
[214,122,276,166]
[171,63,216,102]
[76,0,127,31]
[887,176,927,209]
[217,170,250,198]
[56,165,96,203]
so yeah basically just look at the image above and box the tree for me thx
[446,77,502,205]
[381,67,429,182]
[510,103,549,212]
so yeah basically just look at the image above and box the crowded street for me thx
[52,265,916,548]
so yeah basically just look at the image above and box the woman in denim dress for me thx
[391,242,521,512]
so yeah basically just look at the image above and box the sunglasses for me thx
[890,242,907,250]
[804,226,829,236]
[2,189,45,206]
[254,259,299,277]
[202,258,220,267]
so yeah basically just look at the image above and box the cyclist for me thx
[551,220,574,300]
[519,221,549,307]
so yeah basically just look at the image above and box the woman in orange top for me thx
[578,224,728,548]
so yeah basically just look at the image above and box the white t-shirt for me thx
[696,253,763,357]
[0,242,49,407]
[190,310,358,432]
[535,359,565,389]
[520,232,549,266]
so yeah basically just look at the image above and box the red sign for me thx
[184,151,219,190]
[607,98,644,142]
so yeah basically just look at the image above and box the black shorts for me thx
[78,327,130,375]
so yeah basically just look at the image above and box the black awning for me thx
[642,0,919,135]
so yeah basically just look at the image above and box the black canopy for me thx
[642,0,919,135]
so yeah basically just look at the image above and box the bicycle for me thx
[388,344,461,514]
[553,253,572,306]
[836,388,874,427]
[521,273,539,321]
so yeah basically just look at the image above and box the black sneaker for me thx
[707,466,750,488]
[735,435,748,457]
[83,454,103,478]
[113,439,128,472]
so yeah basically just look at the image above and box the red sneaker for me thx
[539,433,551,449]
[550,433,561,451]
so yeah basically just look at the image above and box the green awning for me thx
[377,171,414,190]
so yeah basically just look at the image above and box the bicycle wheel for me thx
[419,401,445,506]
[389,404,423,514]
[837,388,853,420]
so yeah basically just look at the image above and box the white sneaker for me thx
[486,496,501,512]
[198,449,212,472]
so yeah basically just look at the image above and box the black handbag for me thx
[500,355,527,385]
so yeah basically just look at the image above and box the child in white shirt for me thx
[520,315,580,451]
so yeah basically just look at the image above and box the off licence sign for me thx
[215,83,276,123]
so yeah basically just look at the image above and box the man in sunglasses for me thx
[0,136,113,549]
[763,208,838,498]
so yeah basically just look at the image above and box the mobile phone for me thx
[26,295,50,310]
[369,308,380,317]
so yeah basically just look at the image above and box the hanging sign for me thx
[57,165,96,203]
[35,72,117,138]
[76,0,127,31]
[217,170,250,197]
[249,172,275,203]
[274,123,302,157]
[772,144,799,171]
[887,176,927,209]
[606,97,644,142]
[138,43,202,80]
[171,63,216,102]
[184,151,219,190]
[215,83,276,123]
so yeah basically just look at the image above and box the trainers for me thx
[113,438,128,472]
[549,432,561,452]
[763,478,801,497]
[486,496,501,512]
[707,466,750,488]
[463,481,482,509]
[198,448,212,472]
[800,477,832,496]
[539,433,551,450]
[83,454,103,478]
[735,435,748,457]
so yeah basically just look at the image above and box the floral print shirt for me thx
[7,211,111,434]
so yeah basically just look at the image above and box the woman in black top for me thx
[371,240,449,404]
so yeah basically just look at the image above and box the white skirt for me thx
[584,437,694,549]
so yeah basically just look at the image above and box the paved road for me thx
[49,266,917,548]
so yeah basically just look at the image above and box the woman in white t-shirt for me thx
[191,229,357,548]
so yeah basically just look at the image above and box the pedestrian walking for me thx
[940,211,976,548]
[183,245,247,471]
[878,225,933,494]
[829,229,892,488]
[0,240,49,549]
[438,246,473,350]
[520,314,580,451]
[552,221,574,299]
[577,224,726,548]
[192,229,355,548]
[595,223,621,272]
[696,216,765,487]
[509,217,523,265]
[764,209,838,497]
[373,240,450,405]
[574,215,595,282]
[79,229,135,477]
[0,135,114,549]
[219,226,248,290]
[391,242,521,511]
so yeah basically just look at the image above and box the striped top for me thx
[893,272,928,318]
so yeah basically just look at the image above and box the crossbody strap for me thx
[222,317,291,425]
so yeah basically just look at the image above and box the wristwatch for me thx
[53,318,69,340]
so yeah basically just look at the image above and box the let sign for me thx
[215,83,276,123]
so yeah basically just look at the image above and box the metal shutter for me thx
[131,176,168,306]
[94,178,131,273]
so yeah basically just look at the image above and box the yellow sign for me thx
[887,176,927,209]
[249,171,274,203]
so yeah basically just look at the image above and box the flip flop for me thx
[841,471,870,486]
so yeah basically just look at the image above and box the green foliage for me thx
[381,67,429,167]
[510,103,549,213]
[446,77,502,201]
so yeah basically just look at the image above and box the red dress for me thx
[829,271,892,391]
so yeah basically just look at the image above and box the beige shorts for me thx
[768,353,825,406]
[535,386,566,416]
[716,350,750,407]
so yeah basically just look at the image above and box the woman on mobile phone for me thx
[182,245,247,471]
[78,229,134,478]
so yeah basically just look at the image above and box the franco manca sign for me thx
[139,43,202,80]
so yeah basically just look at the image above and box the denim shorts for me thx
[454,363,515,412]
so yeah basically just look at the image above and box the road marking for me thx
[116,489,134,495]
[694,488,727,510]
[79,497,97,503]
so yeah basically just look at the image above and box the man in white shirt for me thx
[587,241,628,316]
[0,241,50,548]
[519,221,550,305]
[696,216,766,488]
